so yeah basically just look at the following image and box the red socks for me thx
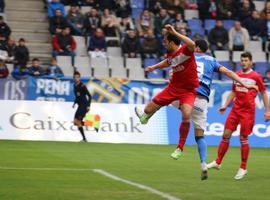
[215,136,230,165]
[177,122,190,151]
[240,137,249,170]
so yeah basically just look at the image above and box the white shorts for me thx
[171,95,208,131]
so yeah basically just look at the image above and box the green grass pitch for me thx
[0,140,269,200]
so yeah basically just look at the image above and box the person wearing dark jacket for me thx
[141,29,159,58]
[122,29,140,58]
[208,20,229,51]
[49,9,69,34]
[243,10,266,41]
[52,27,76,64]
[14,38,29,68]
[84,8,101,36]
[28,58,46,77]
[0,16,11,39]
[88,28,106,58]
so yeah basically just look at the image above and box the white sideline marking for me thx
[93,169,181,200]
[0,166,92,171]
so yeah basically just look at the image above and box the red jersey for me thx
[166,44,199,91]
[232,70,266,113]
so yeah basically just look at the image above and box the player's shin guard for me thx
[177,122,190,151]
[240,137,249,170]
[215,136,230,165]
[195,136,207,164]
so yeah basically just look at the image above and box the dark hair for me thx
[165,33,181,46]
[241,52,252,60]
[195,39,208,53]
[74,71,81,77]
[32,58,39,62]
[0,16,3,21]
[19,38,25,42]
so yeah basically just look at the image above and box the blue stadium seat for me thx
[190,27,205,37]
[219,61,233,71]
[219,61,234,81]
[254,62,269,76]
[147,69,164,79]
[132,8,143,22]
[204,19,216,34]
[131,0,144,8]
[235,62,242,71]
[187,19,203,28]
[223,20,235,31]
[143,58,158,68]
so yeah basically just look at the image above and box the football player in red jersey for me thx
[207,52,270,180]
[135,24,199,156]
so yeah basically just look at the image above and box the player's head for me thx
[73,71,81,84]
[163,33,181,52]
[194,39,208,53]
[240,52,253,71]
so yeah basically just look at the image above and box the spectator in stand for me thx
[0,0,5,13]
[0,60,8,78]
[6,37,16,63]
[208,0,218,19]
[0,16,11,39]
[243,10,266,41]
[84,8,101,36]
[48,0,66,18]
[163,0,184,16]
[99,0,115,10]
[266,12,270,41]
[67,5,84,36]
[0,34,8,62]
[260,1,270,20]
[208,20,229,51]
[235,0,254,21]
[28,58,46,77]
[263,69,270,83]
[141,29,159,58]
[52,27,76,63]
[184,0,198,9]
[122,29,140,58]
[119,16,134,35]
[101,9,119,37]
[229,21,249,51]
[154,9,172,37]
[171,13,188,33]
[14,38,29,69]
[115,0,131,18]
[49,9,69,34]
[88,28,106,58]
[148,0,163,15]
[81,0,99,7]
[197,1,211,19]
[217,0,235,19]
[11,65,29,80]
[47,58,64,78]
[137,9,154,37]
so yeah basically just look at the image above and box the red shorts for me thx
[152,86,196,107]
[225,109,255,136]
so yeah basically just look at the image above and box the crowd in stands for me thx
[1,0,270,83]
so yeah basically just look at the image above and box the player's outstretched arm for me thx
[165,24,195,51]
[219,66,258,90]
[145,59,170,72]
[219,91,235,114]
